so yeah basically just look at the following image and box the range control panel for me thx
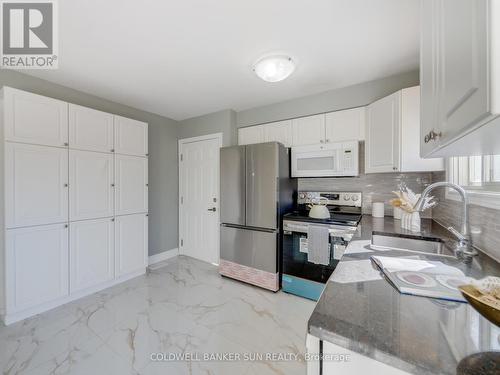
[297,191,362,207]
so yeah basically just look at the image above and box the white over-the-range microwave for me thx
[291,141,359,177]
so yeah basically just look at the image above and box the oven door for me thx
[282,226,346,284]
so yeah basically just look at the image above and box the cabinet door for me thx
[6,143,68,228]
[401,87,444,172]
[438,0,489,144]
[69,104,114,153]
[69,150,114,221]
[70,218,114,293]
[6,224,69,312]
[291,114,325,146]
[115,155,148,215]
[3,87,68,148]
[365,92,401,173]
[114,116,148,156]
[238,125,264,145]
[325,107,366,142]
[263,120,292,147]
[115,213,148,277]
[420,0,442,157]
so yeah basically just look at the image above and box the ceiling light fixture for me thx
[253,55,295,83]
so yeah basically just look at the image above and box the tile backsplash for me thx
[431,171,500,261]
[298,143,435,218]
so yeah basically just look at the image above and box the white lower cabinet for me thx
[306,334,409,375]
[115,214,148,277]
[6,224,69,313]
[70,218,115,293]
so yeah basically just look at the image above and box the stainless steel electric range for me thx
[282,191,362,300]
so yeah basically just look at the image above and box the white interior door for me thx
[179,134,222,264]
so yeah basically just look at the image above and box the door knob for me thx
[207,207,217,212]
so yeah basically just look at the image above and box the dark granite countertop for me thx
[308,215,500,375]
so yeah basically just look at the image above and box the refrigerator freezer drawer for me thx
[220,225,277,274]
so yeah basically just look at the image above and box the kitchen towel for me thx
[307,225,330,265]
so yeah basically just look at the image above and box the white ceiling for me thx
[25,0,420,121]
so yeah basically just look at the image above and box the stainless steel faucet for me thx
[414,182,477,258]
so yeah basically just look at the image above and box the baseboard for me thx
[148,248,178,265]
[2,268,146,326]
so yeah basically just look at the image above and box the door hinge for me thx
[180,154,183,161]
[180,239,183,247]
[181,196,184,204]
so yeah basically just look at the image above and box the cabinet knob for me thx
[64,183,69,187]
[111,149,115,153]
[64,224,68,228]
[145,153,149,157]
[111,183,115,187]
[320,140,324,143]
[393,167,397,171]
[145,183,148,187]
[111,218,115,222]
[63,142,69,147]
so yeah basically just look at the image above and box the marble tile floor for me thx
[0,256,315,375]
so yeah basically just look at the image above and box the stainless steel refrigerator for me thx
[219,142,296,291]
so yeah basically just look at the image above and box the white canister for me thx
[393,207,402,220]
[372,202,385,218]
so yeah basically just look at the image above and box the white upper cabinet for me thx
[5,143,68,228]
[292,114,325,146]
[263,120,293,147]
[366,92,401,173]
[401,87,444,172]
[70,218,115,293]
[69,150,114,221]
[2,87,68,148]
[420,0,500,157]
[238,125,264,145]
[114,116,148,156]
[325,107,366,142]
[115,154,148,215]
[115,213,148,277]
[6,223,69,312]
[69,104,114,153]
[366,87,444,174]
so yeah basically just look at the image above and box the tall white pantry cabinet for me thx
[0,87,149,325]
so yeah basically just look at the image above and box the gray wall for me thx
[431,172,500,261]
[237,70,420,127]
[178,109,237,146]
[298,144,434,218]
[0,70,179,256]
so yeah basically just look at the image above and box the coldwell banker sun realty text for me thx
[1,0,58,69]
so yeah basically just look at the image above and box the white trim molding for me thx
[148,248,178,265]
